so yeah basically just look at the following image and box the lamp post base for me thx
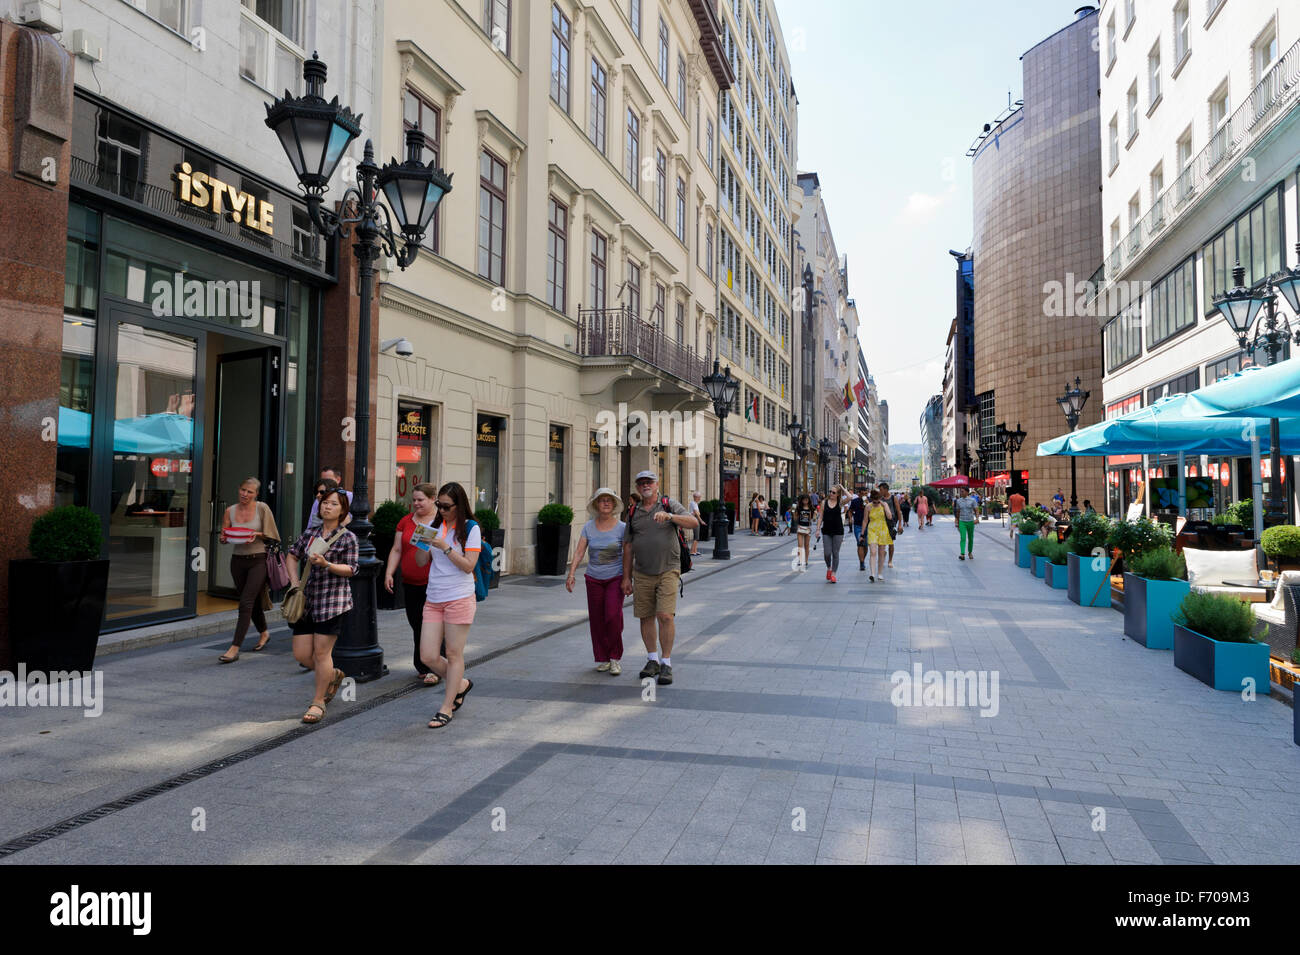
[711,511,731,560]
[334,554,388,683]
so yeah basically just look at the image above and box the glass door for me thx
[102,316,199,623]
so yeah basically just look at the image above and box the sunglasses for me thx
[435,501,454,511]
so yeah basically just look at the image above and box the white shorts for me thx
[797,527,810,535]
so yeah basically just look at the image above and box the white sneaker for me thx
[610,660,622,676]
[595,662,611,672]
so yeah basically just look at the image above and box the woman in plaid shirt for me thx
[286,488,359,724]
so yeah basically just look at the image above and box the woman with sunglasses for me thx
[413,482,477,729]
[385,483,442,685]
[286,487,358,724]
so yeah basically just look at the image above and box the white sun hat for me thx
[587,486,621,516]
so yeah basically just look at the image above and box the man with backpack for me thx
[621,470,698,686]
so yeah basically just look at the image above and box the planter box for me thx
[1173,624,1271,692]
[9,558,109,672]
[1067,552,1110,607]
[1045,561,1069,589]
[1031,555,1047,578]
[1122,573,1189,650]
[1016,533,1033,569]
[535,524,571,576]
[697,519,710,542]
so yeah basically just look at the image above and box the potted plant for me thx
[371,499,408,610]
[9,505,109,672]
[1122,547,1189,650]
[1261,525,1300,573]
[1044,539,1070,589]
[697,499,713,541]
[1027,537,1052,579]
[1173,591,1270,691]
[474,508,505,588]
[535,503,574,576]
[1066,512,1114,607]
[1013,506,1048,568]
[1109,517,1172,566]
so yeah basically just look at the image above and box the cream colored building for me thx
[371,0,733,572]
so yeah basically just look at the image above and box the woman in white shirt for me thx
[413,481,477,729]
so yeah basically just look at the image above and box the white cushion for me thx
[1183,547,1258,588]
[1269,570,1300,609]
[1253,604,1285,625]
[1192,584,1267,603]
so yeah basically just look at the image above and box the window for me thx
[1126,82,1139,141]
[589,230,607,309]
[477,149,507,286]
[1176,128,1193,170]
[653,283,666,327]
[95,111,145,199]
[627,261,641,317]
[1209,83,1230,130]
[677,54,687,114]
[1148,43,1161,106]
[705,222,714,279]
[1254,24,1278,83]
[1145,368,1198,407]
[1124,0,1135,30]
[1150,163,1164,212]
[675,176,686,242]
[546,197,567,313]
[675,301,685,342]
[658,17,669,85]
[655,149,667,220]
[1106,15,1116,68]
[589,59,607,153]
[403,88,442,252]
[1175,127,1194,204]
[1173,1,1189,64]
[1146,257,1196,346]
[705,118,714,167]
[483,0,510,55]
[1108,116,1119,172]
[240,1,303,94]
[550,5,571,113]
[1202,186,1283,310]
[1128,193,1141,230]
[629,0,641,40]
[1110,219,1121,255]
[127,0,187,34]
[625,109,639,190]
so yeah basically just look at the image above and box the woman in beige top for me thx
[218,477,280,662]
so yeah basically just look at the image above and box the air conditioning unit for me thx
[69,29,102,62]
[19,1,63,32]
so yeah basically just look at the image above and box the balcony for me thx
[577,306,707,391]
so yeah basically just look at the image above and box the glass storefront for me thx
[475,415,505,513]
[395,401,433,505]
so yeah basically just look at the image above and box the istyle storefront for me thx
[60,91,336,631]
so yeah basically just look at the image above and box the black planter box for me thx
[9,558,110,672]
[535,524,571,576]
[697,519,710,542]
[487,528,505,587]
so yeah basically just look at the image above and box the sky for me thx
[776,0,1094,442]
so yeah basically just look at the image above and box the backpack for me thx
[629,497,691,594]
[463,518,494,602]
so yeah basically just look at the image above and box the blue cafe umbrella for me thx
[57,406,92,449]
[1177,360,1300,420]
[113,413,194,455]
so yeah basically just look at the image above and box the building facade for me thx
[1092,0,1300,519]
[970,6,1104,504]
[943,248,976,476]
[920,393,944,482]
[372,0,733,573]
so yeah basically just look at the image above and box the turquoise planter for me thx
[1067,552,1110,607]
[1122,573,1189,650]
[1173,625,1271,692]
[1016,532,1033,568]
[1031,555,1047,578]
[1046,561,1069,589]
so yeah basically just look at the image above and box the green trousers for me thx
[958,520,975,555]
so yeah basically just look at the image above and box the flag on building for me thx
[854,377,867,409]
[744,394,759,421]
[843,380,853,411]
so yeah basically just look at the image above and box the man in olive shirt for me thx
[622,470,698,686]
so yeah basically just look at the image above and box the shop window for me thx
[395,402,433,506]
[547,427,567,505]
[1202,185,1283,311]
[96,111,145,200]
[590,431,602,491]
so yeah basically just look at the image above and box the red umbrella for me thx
[928,474,974,487]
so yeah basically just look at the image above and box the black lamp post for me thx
[703,360,739,559]
[818,437,835,492]
[266,54,452,681]
[786,417,808,495]
[1056,377,1090,518]
[1212,256,1300,528]
[997,422,1027,500]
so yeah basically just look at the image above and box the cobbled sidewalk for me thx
[3,518,1297,864]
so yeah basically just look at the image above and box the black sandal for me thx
[427,711,453,729]
[452,678,474,712]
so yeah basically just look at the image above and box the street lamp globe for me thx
[264,54,362,198]
[703,359,730,410]
[1212,264,1269,344]
[378,129,454,249]
[1268,247,1300,317]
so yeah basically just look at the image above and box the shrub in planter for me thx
[1014,506,1049,536]
[1068,511,1114,558]
[1044,540,1070,589]
[536,503,574,575]
[10,505,109,672]
[371,500,408,609]
[1122,547,1189,650]
[1109,518,1172,562]
[1066,535,1112,607]
[1261,525,1300,571]
[1172,590,1270,690]
[1028,537,1052,578]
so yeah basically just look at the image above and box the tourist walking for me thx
[848,486,867,570]
[217,477,280,662]
[865,490,892,581]
[622,471,697,686]
[689,491,702,555]
[413,482,478,729]
[749,492,761,534]
[384,482,442,684]
[956,486,979,561]
[817,485,846,583]
[914,490,929,531]
[900,492,912,527]
[877,483,897,568]
[285,487,358,724]
[567,488,626,675]
[306,466,353,530]
[793,493,814,568]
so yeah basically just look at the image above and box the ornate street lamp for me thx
[703,360,739,559]
[266,55,452,681]
[1056,376,1090,518]
[997,422,1027,499]
[1212,256,1300,527]
[786,417,807,494]
[818,437,835,492]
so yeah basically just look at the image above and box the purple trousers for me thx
[584,574,625,662]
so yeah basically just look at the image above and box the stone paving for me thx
[3,517,1298,865]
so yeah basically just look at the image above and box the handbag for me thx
[265,541,290,592]
[281,527,346,624]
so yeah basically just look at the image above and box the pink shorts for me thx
[422,595,477,625]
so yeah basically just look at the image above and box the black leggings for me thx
[231,554,268,647]
[402,580,446,675]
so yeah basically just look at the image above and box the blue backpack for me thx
[464,519,494,601]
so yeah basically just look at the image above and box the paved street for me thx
[2,519,1297,865]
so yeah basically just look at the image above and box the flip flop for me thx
[323,668,346,703]
[301,703,325,724]
[427,711,453,729]
[452,678,474,712]
[422,673,442,686]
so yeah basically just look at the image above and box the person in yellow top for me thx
[865,490,892,582]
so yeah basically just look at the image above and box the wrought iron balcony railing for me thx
[577,306,707,389]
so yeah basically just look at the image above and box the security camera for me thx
[380,337,414,357]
